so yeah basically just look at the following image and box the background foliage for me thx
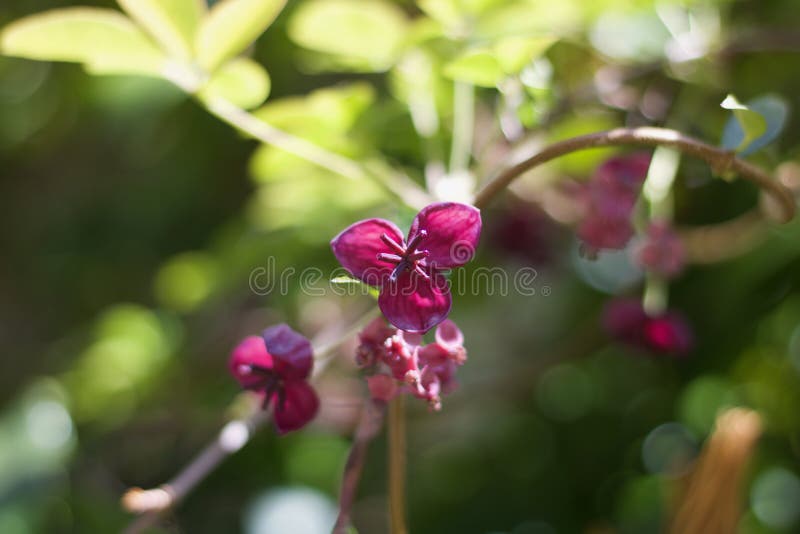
[2,0,800,532]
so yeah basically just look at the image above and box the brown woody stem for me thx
[473,127,795,224]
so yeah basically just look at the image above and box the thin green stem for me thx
[450,82,475,173]
[203,98,430,210]
[388,395,408,534]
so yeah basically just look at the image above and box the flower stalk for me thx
[333,399,387,534]
[388,395,408,534]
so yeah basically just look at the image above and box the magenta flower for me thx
[635,221,686,279]
[578,153,651,254]
[229,324,319,434]
[602,298,693,356]
[331,202,481,333]
[356,317,467,410]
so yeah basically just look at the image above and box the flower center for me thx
[240,363,282,392]
[377,230,430,282]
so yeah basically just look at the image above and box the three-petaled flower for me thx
[229,324,319,434]
[331,202,482,333]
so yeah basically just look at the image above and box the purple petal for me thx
[229,336,273,389]
[409,202,481,269]
[262,324,313,380]
[378,270,452,333]
[272,380,319,434]
[331,218,405,285]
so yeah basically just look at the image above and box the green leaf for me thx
[198,57,271,109]
[117,0,206,60]
[493,36,555,73]
[721,94,789,156]
[288,0,408,72]
[253,82,375,145]
[443,50,504,87]
[720,94,768,153]
[196,0,286,72]
[0,8,165,76]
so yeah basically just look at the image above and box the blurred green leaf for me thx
[64,305,179,424]
[721,94,789,156]
[474,0,581,41]
[154,252,219,312]
[196,0,286,72]
[720,94,768,153]
[589,10,669,62]
[444,36,555,87]
[198,57,271,109]
[288,0,408,72]
[443,50,504,87]
[117,0,206,60]
[494,36,555,73]
[0,8,165,76]
[252,82,375,154]
[678,375,739,436]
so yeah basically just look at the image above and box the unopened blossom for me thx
[229,324,319,433]
[578,153,651,254]
[366,374,399,403]
[331,202,481,333]
[356,317,467,410]
[635,221,686,278]
[602,298,693,356]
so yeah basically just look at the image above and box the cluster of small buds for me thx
[634,220,686,278]
[602,298,693,356]
[357,317,467,410]
[577,153,652,255]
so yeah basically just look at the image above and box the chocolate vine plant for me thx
[2,0,797,532]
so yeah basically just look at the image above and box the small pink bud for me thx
[635,221,686,278]
[366,374,399,403]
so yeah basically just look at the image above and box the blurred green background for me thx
[2,0,800,532]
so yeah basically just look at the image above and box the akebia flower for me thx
[356,317,467,410]
[635,221,686,279]
[229,324,319,434]
[578,153,651,255]
[331,202,481,333]
[602,298,693,356]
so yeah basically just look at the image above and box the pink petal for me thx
[229,336,273,389]
[409,202,481,269]
[262,324,313,380]
[272,380,319,434]
[644,313,693,355]
[331,218,405,285]
[435,319,464,349]
[378,270,452,333]
[366,374,399,403]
